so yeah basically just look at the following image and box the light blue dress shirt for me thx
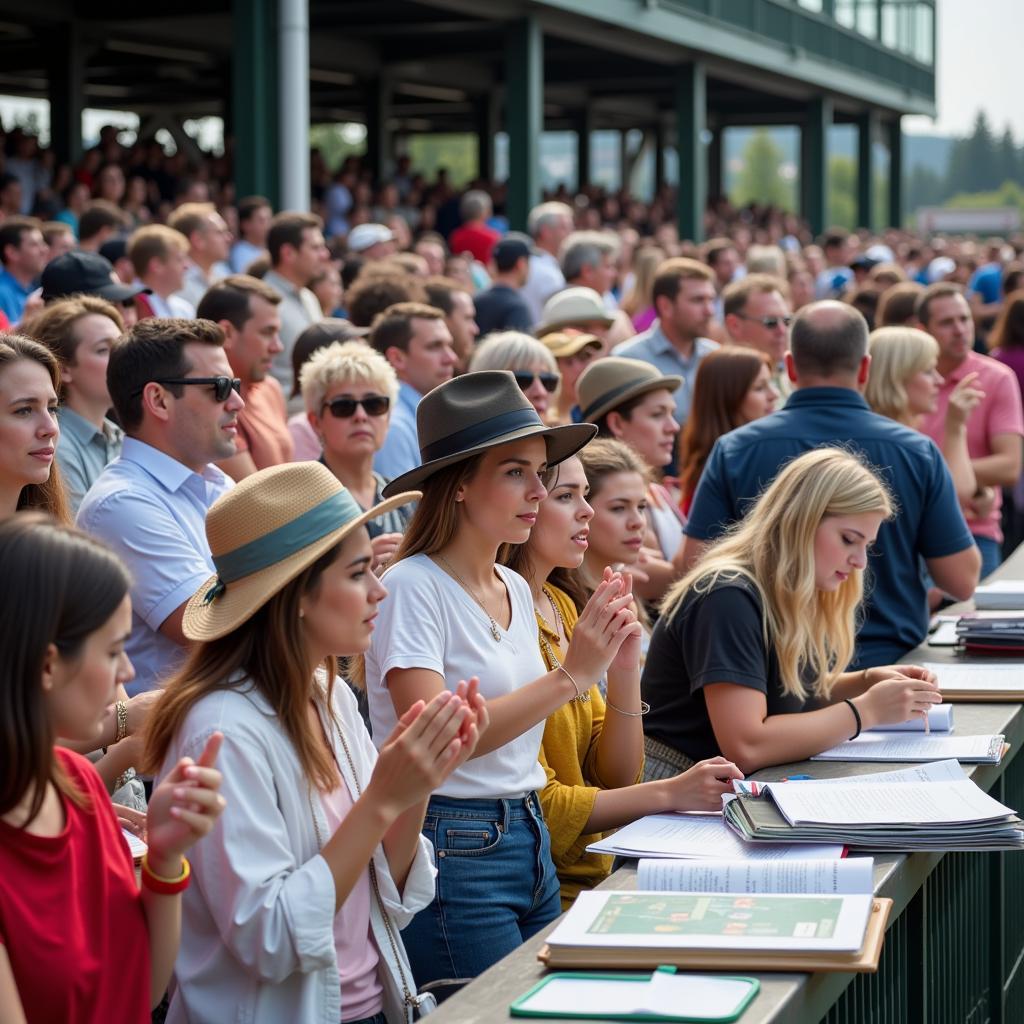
[76,438,233,695]
[373,380,423,482]
[56,406,123,514]
[612,321,719,426]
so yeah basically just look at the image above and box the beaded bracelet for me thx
[114,700,128,745]
[141,854,191,896]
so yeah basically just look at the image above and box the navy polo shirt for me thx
[685,387,974,668]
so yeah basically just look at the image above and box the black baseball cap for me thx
[41,251,149,304]
[492,233,535,271]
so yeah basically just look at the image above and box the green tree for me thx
[963,111,998,193]
[827,155,856,229]
[996,127,1019,188]
[731,129,794,209]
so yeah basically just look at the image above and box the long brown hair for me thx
[0,333,72,523]
[678,347,769,502]
[0,515,130,824]
[989,290,1024,352]
[145,544,344,793]
[501,459,590,615]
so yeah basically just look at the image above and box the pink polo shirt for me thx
[920,350,1024,542]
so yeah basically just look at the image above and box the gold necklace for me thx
[536,585,590,702]
[434,554,502,642]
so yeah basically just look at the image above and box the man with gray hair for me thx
[561,230,619,301]
[680,300,980,668]
[449,188,500,265]
[521,201,573,324]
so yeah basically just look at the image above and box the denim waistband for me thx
[425,792,543,823]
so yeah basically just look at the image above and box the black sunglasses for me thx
[149,376,242,402]
[735,313,793,330]
[322,394,391,418]
[513,371,559,394]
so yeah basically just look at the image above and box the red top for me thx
[0,747,150,1024]
[449,221,501,264]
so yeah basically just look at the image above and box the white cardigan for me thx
[160,675,436,1024]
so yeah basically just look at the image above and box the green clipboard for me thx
[509,966,760,1022]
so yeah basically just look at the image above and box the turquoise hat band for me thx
[203,489,362,604]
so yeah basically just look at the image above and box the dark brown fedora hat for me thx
[380,370,597,497]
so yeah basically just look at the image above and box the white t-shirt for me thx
[365,553,548,799]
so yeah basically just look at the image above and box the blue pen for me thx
[781,774,812,782]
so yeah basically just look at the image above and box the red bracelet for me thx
[141,854,191,895]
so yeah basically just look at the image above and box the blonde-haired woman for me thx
[640,448,942,778]
[866,326,986,508]
[301,340,408,569]
[621,246,665,333]
[468,331,561,422]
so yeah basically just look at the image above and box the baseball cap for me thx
[347,223,395,254]
[41,251,149,304]
[492,233,535,271]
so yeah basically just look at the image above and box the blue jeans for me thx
[974,535,1002,580]
[401,792,561,994]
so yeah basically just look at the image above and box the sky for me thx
[904,0,1024,139]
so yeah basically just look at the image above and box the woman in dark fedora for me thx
[145,463,486,1024]
[363,370,642,993]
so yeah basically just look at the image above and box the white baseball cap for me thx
[347,223,395,253]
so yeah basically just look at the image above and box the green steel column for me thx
[576,105,593,192]
[674,62,706,243]
[888,115,904,229]
[232,0,280,207]
[476,94,498,182]
[801,96,832,236]
[505,16,543,232]
[48,22,86,168]
[365,77,392,183]
[653,118,666,194]
[707,127,723,201]
[857,109,877,231]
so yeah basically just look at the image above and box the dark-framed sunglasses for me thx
[513,371,560,394]
[322,394,391,419]
[735,313,793,330]
[146,376,242,402]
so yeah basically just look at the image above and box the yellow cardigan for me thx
[536,584,644,910]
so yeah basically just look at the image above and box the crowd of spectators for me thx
[3,120,1024,1023]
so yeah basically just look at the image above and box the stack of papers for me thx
[955,612,1024,654]
[810,732,1004,763]
[636,855,874,895]
[972,580,1024,611]
[539,889,891,972]
[724,761,1024,851]
[587,811,842,862]
[924,661,1024,702]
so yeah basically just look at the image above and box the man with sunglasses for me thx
[723,273,795,404]
[77,318,244,694]
[197,275,294,480]
[368,301,457,480]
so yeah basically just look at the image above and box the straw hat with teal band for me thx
[380,369,597,497]
[183,462,420,641]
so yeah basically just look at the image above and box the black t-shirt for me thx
[641,577,807,762]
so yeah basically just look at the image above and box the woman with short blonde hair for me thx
[469,332,561,421]
[641,448,942,778]
[301,341,406,568]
